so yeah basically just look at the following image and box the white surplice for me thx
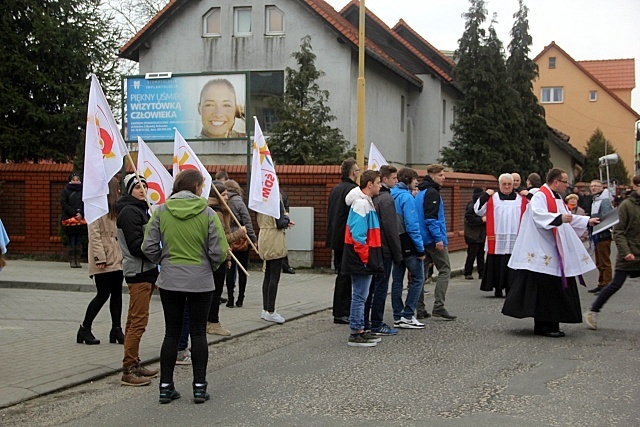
[508,184,596,277]
[474,193,525,254]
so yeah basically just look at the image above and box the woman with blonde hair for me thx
[77,177,124,345]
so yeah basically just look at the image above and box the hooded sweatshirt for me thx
[142,191,228,292]
[341,187,383,276]
[391,182,425,257]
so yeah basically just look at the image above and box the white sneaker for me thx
[584,311,598,330]
[394,316,425,329]
[263,311,285,324]
[261,310,267,319]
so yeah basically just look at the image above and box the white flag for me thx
[83,74,128,224]
[137,137,174,210]
[172,129,212,197]
[368,142,388,171]
[249,117,280,219]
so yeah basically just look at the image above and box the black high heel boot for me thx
[226,297,234,308]
[193,381,210,404]
[77,325,100,345]
[236,296,243,308]
[109,327,124,344]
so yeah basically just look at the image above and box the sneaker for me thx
[261,310,267,319]
[121,367,151,387]
[464,275,473,280]
[588,286,603,294]
[370,324,398,336]
[193,382,210,404]
[176,349,192,365]
[263,311,285,324]
[361,332,382,343]
[347,333,377,347]
[394,316,425,329]
[159,384,181,404]
[584,311,598,330]
[432,309,457,320]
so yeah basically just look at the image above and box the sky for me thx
[324,0,640,112]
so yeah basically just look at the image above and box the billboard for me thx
[125,73,248,142]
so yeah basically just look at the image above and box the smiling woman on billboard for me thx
[197,78,246,139]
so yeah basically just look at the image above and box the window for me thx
[234,7,252,36]
[203,8,221,37]
[541,87,563,103]
[549,57,556,69]
[589,90,598,102]
[265,6,284,35]
[400,96,405,131]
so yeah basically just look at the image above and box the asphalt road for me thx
[2,272,639,427]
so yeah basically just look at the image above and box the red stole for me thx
[486,193,528,254]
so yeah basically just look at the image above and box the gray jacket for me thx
[227,190,257,244]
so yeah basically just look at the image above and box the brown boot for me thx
[135,361,159,378]
[121,366,151,386]
[207,321,231,336]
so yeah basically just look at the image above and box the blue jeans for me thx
[365,257,393,329]
[591,270,640,312]
[391,255,424,320]
[349,274,372,333]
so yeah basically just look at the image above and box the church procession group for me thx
[325,153,640,346]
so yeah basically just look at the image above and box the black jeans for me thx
[263,258,283,312]
[208,264,228,323]
[226,250,249,302]
[82,270,123,329]
[591,270,640,312]
[464,242,485,277]
[332,250,351,318]
[159,288,213,384]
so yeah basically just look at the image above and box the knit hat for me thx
[124,174,147,195]
[68,172,81,182]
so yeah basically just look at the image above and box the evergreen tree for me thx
[0,0,121,163]
[506,0,551,177]
[441,1,520,177]
[268,36,350,165]
[581,129,629,185]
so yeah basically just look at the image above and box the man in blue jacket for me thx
[390,168,426,329]
[415,164,457,320]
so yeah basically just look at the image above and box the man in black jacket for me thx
[367,165,403,335]
[326,159,359,324]
[463,187,486,280]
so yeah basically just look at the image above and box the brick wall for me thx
[0,164,497,265]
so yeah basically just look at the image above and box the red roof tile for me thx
[577,59,635,90]
[393,19,456,68]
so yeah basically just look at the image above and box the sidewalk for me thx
[0,251,468,409]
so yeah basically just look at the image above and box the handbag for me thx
[230,235,249,252]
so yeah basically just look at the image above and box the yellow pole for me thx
[356,0,366,182]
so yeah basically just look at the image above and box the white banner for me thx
[137,137,174,210]
[248,117,280,218]
[172,128,212,197]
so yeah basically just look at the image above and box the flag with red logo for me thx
[137,137,173,210]
[83,74,128,224]
[172,129,211,197]
[249,117,280,219]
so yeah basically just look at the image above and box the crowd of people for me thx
[325,159,640,345]
[48,159,640,400]
[66,167,292,404]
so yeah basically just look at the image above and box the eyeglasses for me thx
[558,179,568,184]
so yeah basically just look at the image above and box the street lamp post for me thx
[356,0,365,183]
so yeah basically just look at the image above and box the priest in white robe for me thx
[502,168,599,337]
[474,173,528,297]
